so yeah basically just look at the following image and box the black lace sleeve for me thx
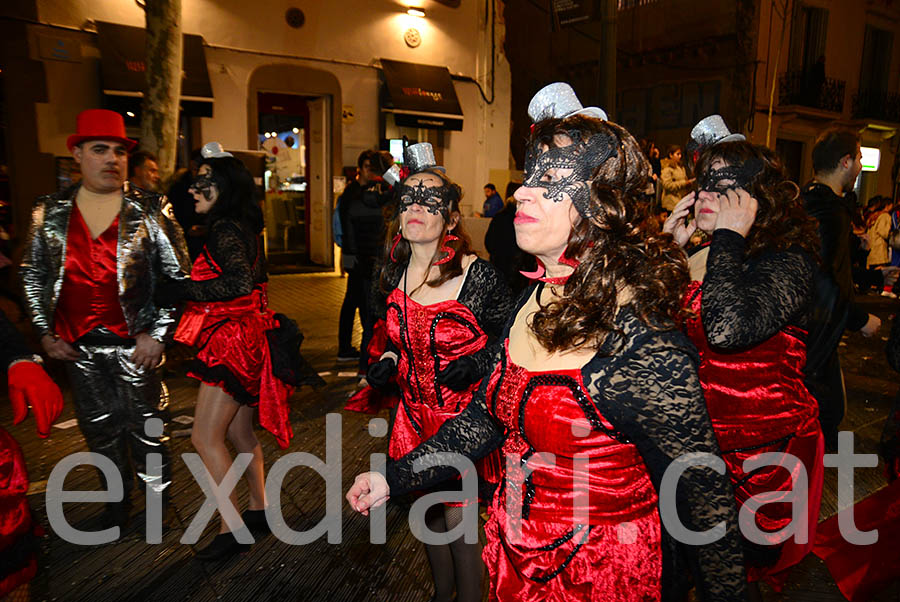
[702,228,815,349]
[582,313,746,601]
[384,348,505,496]
[178,220,261,302]
[458,258,515,378]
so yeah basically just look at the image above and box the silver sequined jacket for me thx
[20,183,191,342]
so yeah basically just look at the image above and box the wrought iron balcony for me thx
[778,70,845,113]
[852,91,900,123]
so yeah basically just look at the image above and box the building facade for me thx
[506,0,900,203]
[617,0,900,200]
[1,0,512,268]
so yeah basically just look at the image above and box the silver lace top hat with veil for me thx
[527,82,608,123]
[383,141,444,186]
[686,115,745,162]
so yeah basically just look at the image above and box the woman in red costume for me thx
[664,117,824,597]
[363,142,513,602]
[158,142,320,561]
[1,308,64,601]
[349,84,746,601]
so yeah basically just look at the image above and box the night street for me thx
[0,273,897,601]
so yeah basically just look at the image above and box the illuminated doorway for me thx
[257,92,314,267]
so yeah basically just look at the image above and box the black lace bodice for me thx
[385,284,746,601]
[700,229,815,349]
[177,219,267,302]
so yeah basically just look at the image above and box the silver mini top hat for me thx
[689,115,745,149]
[527,82,608,123]
[403,142,444,174]
[200,141,233,159]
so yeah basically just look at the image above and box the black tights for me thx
[422,504,483,602]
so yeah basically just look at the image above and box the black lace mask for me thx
[190,174,216,201]
[698,159,763,194]
[522,129,617,218]
[398,180,452,219]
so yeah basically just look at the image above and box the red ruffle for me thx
[175,252,294,448]
[345,318,399,414]
[813,479,900,601]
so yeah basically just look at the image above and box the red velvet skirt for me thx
[175,287,294,449]
[482,500,662,601]
[0,427,38,598]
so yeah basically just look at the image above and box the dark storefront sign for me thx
[552,0,594,26]
[380,59,463,131]
[96,21,214,118]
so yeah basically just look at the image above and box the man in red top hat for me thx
[20,109,191,529]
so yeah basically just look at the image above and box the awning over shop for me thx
[380,59,463,131]
[96,21,213,118]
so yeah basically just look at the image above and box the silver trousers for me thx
[64,330,171,499]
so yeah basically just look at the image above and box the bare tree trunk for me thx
[599,0,616,120]
[141,0,183,185]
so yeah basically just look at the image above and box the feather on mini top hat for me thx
[384,141,444,186]
[66,109,137,152]
[527,82,608,123]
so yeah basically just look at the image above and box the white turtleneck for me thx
[76,186,122,239]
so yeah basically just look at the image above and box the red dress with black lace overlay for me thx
[386,288,501,496]
[479,341,662,601]
[174,248,294,449]
[684,280,825,586]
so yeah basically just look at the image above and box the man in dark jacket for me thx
[802,128,879,448]
[335,150,392,371]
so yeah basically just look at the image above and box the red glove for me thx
[9,360,64,438]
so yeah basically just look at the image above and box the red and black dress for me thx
[170,219,319,449]
[384,285,748,601]
[684,229,824,589]
[386,258,513,499]
[0,311,40,598]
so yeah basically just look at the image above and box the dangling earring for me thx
[520,249,579,285]
[520,258,547,280]
[390,230,403,262]
[433,232,459,266]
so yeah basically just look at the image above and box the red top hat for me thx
[66,109,137,152]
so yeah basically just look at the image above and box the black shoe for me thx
[100,501,132,531]
[337,347,360,362]
[195,531,252,562]
[242,509,271,538]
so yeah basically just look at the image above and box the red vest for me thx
[53,204,130,342]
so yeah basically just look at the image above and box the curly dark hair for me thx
[693,141,820,261]
[199,156,264,234]
[527,117,690,353]
[379,168,473,295]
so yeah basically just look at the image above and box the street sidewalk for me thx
[0,273,897,601]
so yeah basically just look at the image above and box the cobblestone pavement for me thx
[1,273,898,601]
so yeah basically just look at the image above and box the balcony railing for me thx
[618,0,660,9]
[778,70,845,113]
[853,91,900,123]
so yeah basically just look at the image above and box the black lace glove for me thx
[155,277,186,308]
[366,357,397,388]
[436,356,479,391]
